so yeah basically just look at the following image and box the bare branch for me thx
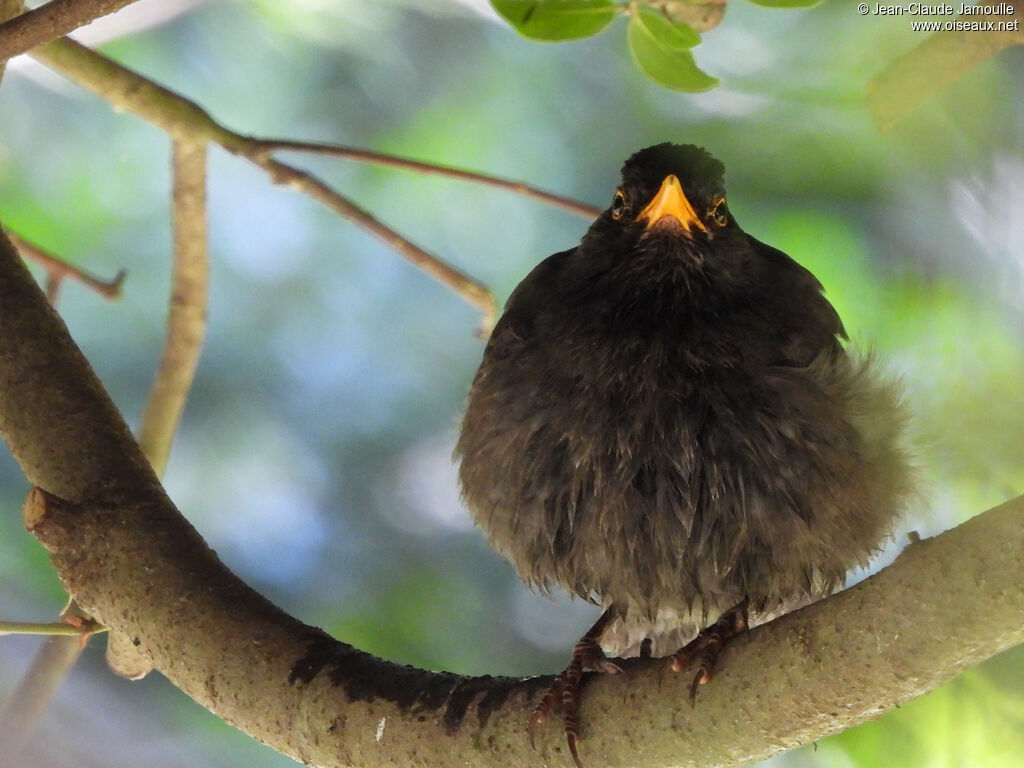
[25,37,238,144]
[0,619,102,637]
[260,156,496,334]
[0,601,95,751]
[255,139,602,219]
[137,140,209,479]
[26,37,618,330]
[8,231,125,299]
[0,0,141,61]
[0,8,93,755]
[1,223,1023,768]
[44,274,62,303]
[0,0,23,83]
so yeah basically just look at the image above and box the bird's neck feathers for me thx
[571,230,729,318]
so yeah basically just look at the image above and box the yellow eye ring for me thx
[611,190,626,220]
[710,197,728,227]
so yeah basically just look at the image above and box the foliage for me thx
[0,0,1022,766]
[491,0,822,91]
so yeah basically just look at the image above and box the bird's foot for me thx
[664,598,748,704]
[528,608,621,768]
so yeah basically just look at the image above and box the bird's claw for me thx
[527,710,545,750]
[527,609,619,767]
[566,730,583,768]
[594,659,623,675]
[665,599,749,706]
[688,665,710,706]
[528,673,563,749]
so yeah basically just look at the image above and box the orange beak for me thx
[637,175,706,233]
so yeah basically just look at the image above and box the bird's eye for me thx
[611,190,626,220]
[710,197,729,227]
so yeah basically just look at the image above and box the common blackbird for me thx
[456,143,915,766]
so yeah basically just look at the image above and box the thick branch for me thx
[1,222,1023,767]
[0,0,140,61]
[0,0,22,82]
[2,142,208,738]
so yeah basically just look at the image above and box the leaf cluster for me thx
[491,0,822,91]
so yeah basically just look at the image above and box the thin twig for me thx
[44,274,62,303]
[25,37,600,330]
[0,619,104,637]
[137,140,208,478]
[9,231,125,299]
[0,624,87,748]
[0,0,141,62]
[260,156,496,334]
[0,615,89,751]
[254,139,603,219]
[0,599,102,753]
[31,38,493,325]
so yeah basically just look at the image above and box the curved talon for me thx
[567,731,583,768]
[527,710,545,749]
[688,668,704,705]
[665,599,749,706]
[668,651,689,673]
[528,704,552,747]
[528,674,564,749]
[527,608,618,768]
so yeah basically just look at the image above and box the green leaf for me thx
[632,4,701,49]
[743,0,824,8]
[491,0,617,41]
[627,9,718,92]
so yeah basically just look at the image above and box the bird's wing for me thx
[485,248,577,354]
[747,235,847,368]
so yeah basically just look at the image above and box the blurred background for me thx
[0,0,1022,766]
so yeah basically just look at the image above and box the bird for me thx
[455,143,915,767]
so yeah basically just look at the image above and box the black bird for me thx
[456,144,915,766]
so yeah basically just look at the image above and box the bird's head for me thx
[581,144,749,289]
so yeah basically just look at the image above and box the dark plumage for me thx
[456,143,915,760]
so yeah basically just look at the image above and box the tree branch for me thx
[258,155,497,335]
[0,0,22,83]
[255,139,603,219]
[867,5,1024,131]
[22,37,594,334]
[1,140,210,741]
[31,36,497,331]
[0,618,102,636]
[0,221,1022,767]
[0,599,95,750]
[8,231,125,300]
[0,0,140,61]
[137,139,208,479]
